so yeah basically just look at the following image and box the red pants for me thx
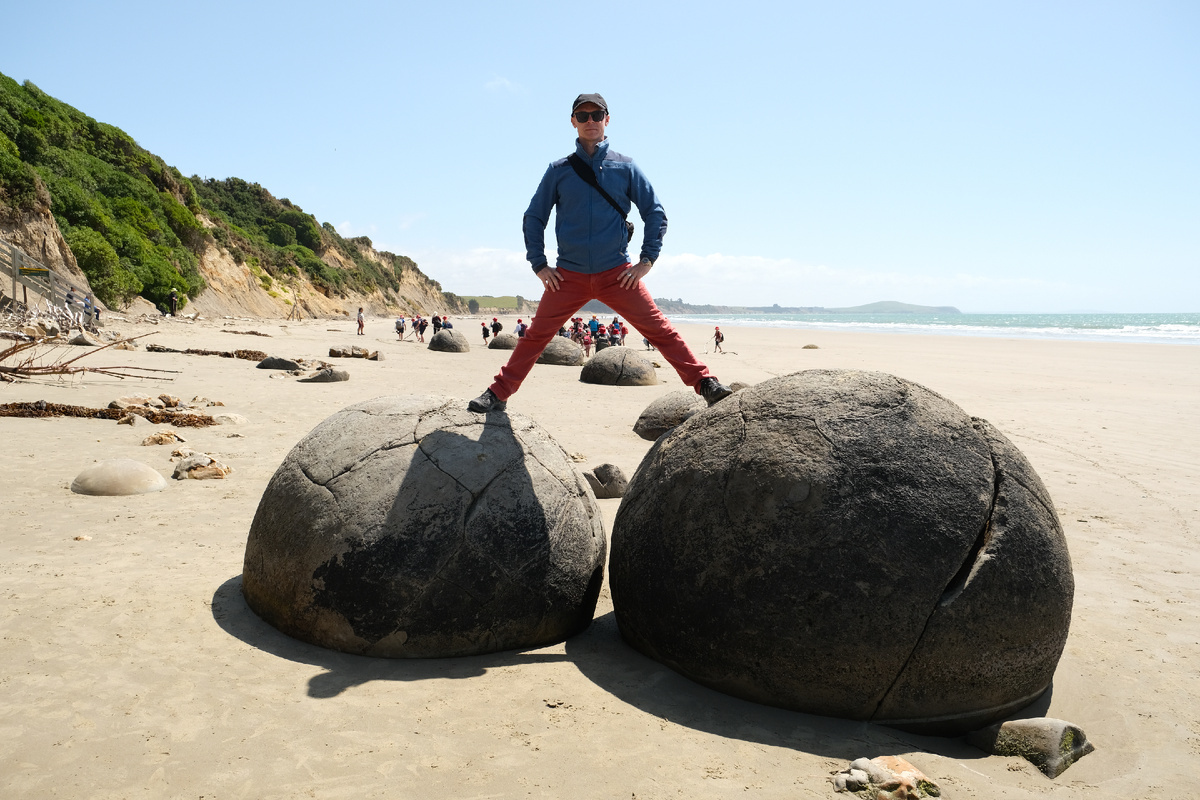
[490,264,712,401]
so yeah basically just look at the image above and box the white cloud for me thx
[485,75,524,94]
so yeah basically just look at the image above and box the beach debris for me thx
[0,333,173,382]
[368,351,384,361]
[73,535,92,541]
[581,346,659,386]
[142,430,187,446]
[583,463,628,499]
[831,756,940,798]
[146,343,267,361]
[117,413,147,427]
[112,339,139,350]
[803,343,820,349]
[257,356,302,370]
[0,401,217,427]
[170,447,197,461]
[191,396,225,407]
[328,345,376,358]
[221,329,271,337]
[967,718,1095,778]
[213,413,249,425]
[172,453,233,480]
[69,332,101,346]
[633,390,705,441]
[299,368,349,383]
[71,458,168,496]
[567,452,587,462]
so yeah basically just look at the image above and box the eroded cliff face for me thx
[0,179,92,293]
[4,205,460,319]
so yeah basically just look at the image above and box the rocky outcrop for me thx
[610,369,1074,735]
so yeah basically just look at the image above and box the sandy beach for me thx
[1,313,1197,799]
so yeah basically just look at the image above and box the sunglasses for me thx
[573,110,606,123]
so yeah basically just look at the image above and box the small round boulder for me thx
[428,329,470,352]
[71,459,167,496]
[243,396,606,658]
[633,389,706,441]
[580,346,659,386]
[610,369,1074,734]
[488,332,519,350]
[537,337,586,366]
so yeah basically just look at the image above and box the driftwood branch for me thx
[0,332,177,382]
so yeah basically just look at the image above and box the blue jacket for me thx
[523,139,668,274]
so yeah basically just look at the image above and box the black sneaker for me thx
[468,388,507,413]
[698,377,733,406]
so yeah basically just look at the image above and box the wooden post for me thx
[11,247,19,306]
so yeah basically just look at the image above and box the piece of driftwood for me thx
[219,329,272,337]
[0,333,175,382]
[0,401,217,427]
[146,344,267,361]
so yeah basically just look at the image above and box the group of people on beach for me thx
[63,286,100,329]
[388,314,453,343]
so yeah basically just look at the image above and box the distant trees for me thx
[468,298,480,314]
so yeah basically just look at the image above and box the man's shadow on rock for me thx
[211,575,570,699]
[562,608,1054,762]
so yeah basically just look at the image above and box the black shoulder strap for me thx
[567,153,627,221]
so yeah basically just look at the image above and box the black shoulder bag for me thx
[567,153,635,243]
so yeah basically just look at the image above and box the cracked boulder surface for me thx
[580,346,659,386]
[428,329,470,352]
[242,395,606,658]
[609,369,1073,734]
[536,336,586,366]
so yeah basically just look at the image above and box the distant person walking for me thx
[417,316,428,342]
[357,307,365,335]
[481,322,490,344]
[432,315,442,335]
[467,92,731,413]
[169,288,179,316]
[396,317,406,339]
[490,317,503,336]
[713,326,724,353]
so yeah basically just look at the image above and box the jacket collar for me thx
[575,137,610,162]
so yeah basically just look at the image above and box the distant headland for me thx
[581,299,962,315]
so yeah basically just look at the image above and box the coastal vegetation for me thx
[0,72,455,313]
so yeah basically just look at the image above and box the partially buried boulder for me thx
[428,329,470,352]
[537,336,586,366]
[299,369,349,383]
[71,459,167,496]
[257,356,301,370]
[489,332,519,350]
[610,369,1074,734]
[633,389,705,441]
[580,346,659,386]
[242,395,607,657]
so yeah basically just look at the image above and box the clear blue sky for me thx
[4,1,1196,312]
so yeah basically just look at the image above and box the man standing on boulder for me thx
[468,93,732,413]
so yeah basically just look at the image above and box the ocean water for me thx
[665,312,1200,345]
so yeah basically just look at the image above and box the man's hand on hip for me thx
[537,266,563,292]
[619,259,653,290]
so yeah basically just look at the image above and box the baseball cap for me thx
[572,93,608,114]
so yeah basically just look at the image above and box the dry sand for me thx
[1,312,1197,799]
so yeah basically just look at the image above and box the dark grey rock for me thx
[299,368,350,383]
[429,329,470,352]
[583,463,628,499]
[968,718,1095,778]
[242,395,607,658]
[633,390,706,441]
[257,356,302,370]
[610,369,1073,735]
[489,332,519,350]
[580,347,659,387]
[537,337,586,366]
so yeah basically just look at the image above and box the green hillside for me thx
[0,72,443,312]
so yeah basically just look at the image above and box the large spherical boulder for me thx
[428,329,469,352]
[633,389,706,441]
[243,396,606,658]
[537,336,586,366]
[610,369,1073,734]
[488,332,519,350]
[580,346,659,386]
